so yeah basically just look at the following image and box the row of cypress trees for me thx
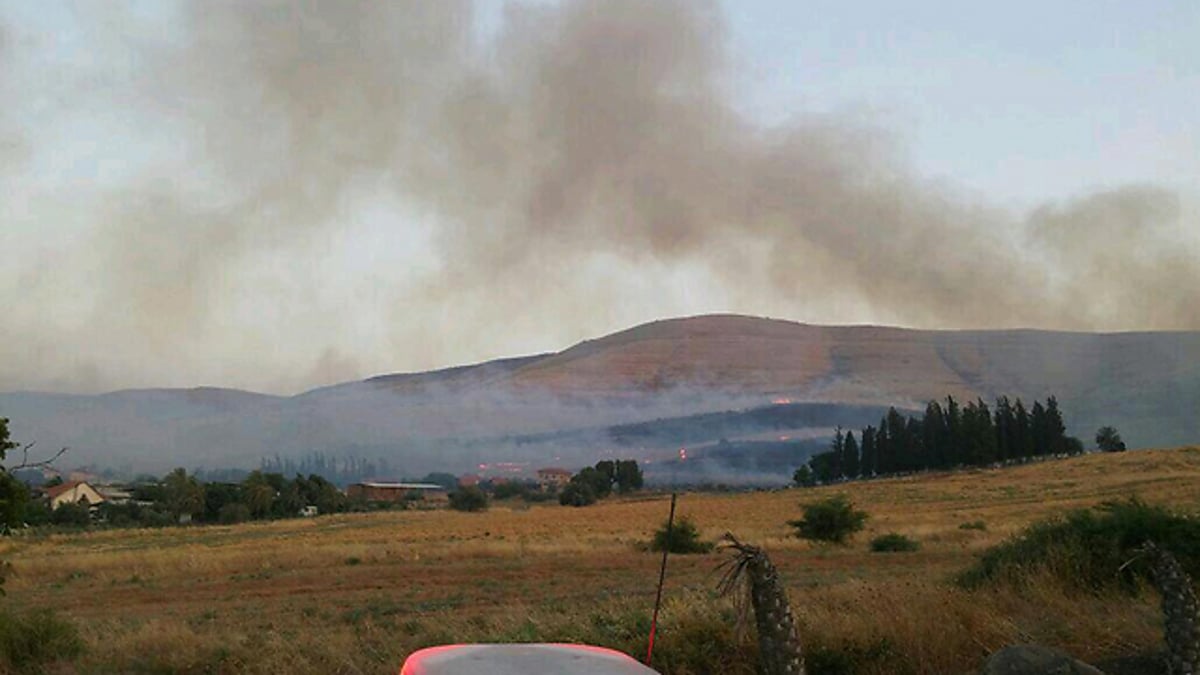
[801,395,1083,484]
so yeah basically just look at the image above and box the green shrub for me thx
[218,502,251,524]
[491,482,528,500]
[958,520,987,531]
[650,516,714,554]
[558,481,596,507]
[49,503,90,528]
[448,486,489,512]
[0,606,83,672]
[870,533,920,553]
[789,495,868,545]
[958,497,1200,591]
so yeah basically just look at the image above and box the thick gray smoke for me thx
[0,0,1196,394]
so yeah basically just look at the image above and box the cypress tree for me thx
[1045,396,1068,455]
[831,427,845,480]
[860,426,877,477]
[877,415,893,475]
[1031,400,1049,456]
[993,396,1013,462]
[905,416,925,471]
[886,408,908,472]
[944,396,962,466]
[923,400,947,469]
[1013,398,1034,460]
[843,430,860,479]
[970,398,997,465]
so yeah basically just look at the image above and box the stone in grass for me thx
[979,644,1105,675]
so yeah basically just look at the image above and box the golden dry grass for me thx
[3,447,1199,673]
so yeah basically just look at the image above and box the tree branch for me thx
[6,442,69,472]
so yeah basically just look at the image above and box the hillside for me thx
[2,314,1198,474]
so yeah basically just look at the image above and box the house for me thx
[95,484,133,504]
[458,474,481,488]
[536,467,572,491]
[346,482,448,504]
[44,481,106,510]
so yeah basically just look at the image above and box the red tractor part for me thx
[400,643,661,674]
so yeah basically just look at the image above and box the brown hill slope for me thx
[485,314,1200,447]
[499,314,1196,398]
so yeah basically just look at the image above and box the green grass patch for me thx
[0,606,83,672]
[869,533,919,553]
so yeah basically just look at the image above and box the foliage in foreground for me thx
[959,497,1200,591]
[650,516,714,554]
[0,606,82,672]
[870,533,919,553]
[789,495,868,544]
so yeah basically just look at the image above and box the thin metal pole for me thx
[645,491,677,666]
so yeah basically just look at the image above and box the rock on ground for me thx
[980,644,1105,675]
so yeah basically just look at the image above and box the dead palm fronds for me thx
[717,533,805,675]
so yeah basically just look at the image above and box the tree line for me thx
[30,468,354,529]
[795,395,1084,485]
[559,460,645,506]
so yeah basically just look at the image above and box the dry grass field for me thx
[4,448,1200,674]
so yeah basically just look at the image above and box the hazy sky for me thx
[2,0,1198,395]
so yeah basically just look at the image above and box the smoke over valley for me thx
[1,0,1196,396]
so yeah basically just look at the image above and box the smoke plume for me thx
[0,0,1196,393]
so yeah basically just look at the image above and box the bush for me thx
[958,497,1200,591]
[49,503,90,528]
[870,533,919,553]
[448,486,488,512]
[958,520,987,531]
[792,465,816,487]
[558,481,596,507]
[523,490,557,503]
[789,495,868,545]
[218,502,252,524]
[491,482,528,500]
[0,607,83,671]
[650,516,714,554]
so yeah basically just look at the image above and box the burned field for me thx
[3,448,1199,674]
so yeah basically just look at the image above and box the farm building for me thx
[536,467,572,490]
[346,482,448,504]
[44,481,106,510]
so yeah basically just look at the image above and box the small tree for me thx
[650,516,713,554]
[1096,426,1127,452]
[558,481,596,507]
[792,465,816,487]
[572,467,612,499]
[448,486,489,512]
[163,468,205,522]
[789,495,868,545]
[614,460,644,494]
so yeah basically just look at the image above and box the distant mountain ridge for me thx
[3,314,1198,475]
